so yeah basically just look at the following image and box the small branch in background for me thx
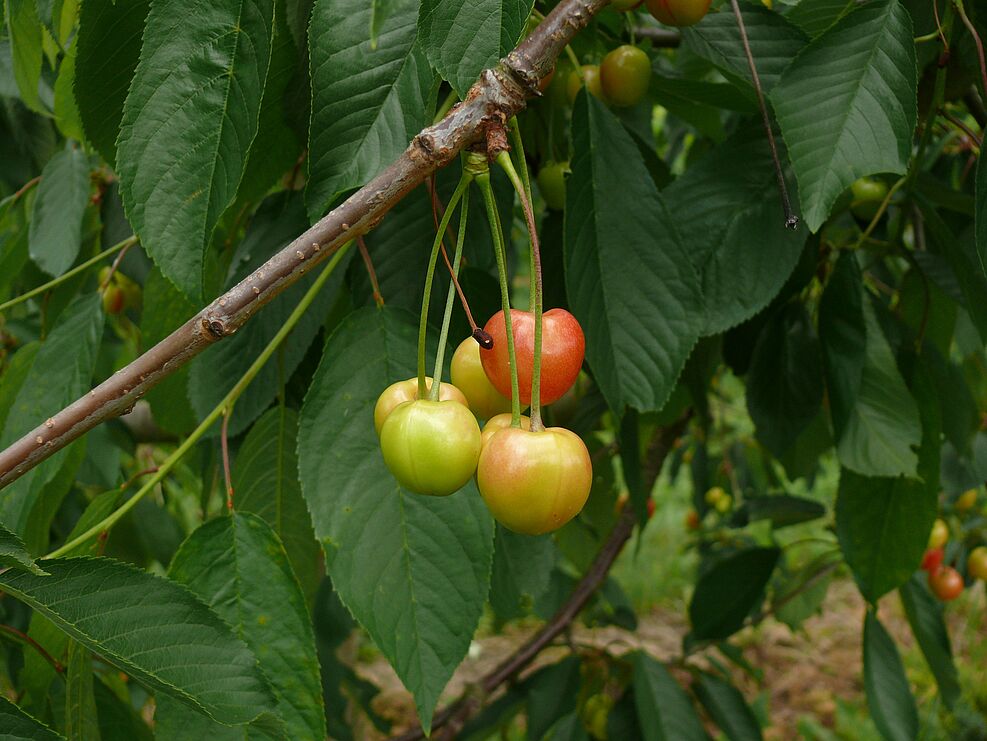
[729,0,799,229]
[955,0,987,100]
[941,108,983,147]
[633,26,682,47]
[6,175,41,205]
[221,410,234,512]
[118,466,160,493]
[357,236,384,307]
[933,0,950,53]
[0,624,64,674]
[98,240,136,293]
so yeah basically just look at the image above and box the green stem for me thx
[508,118,537,309]
[418,176,471,400]
[476,168,522,427]
[44,241,354,560]
[496,151,544,431]
[0,236,138,313]
[430,187,470,400]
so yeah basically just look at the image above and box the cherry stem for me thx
[430,187,470,401]
[357,236,384,307]
[221,408,234,511]
[417,176,470,400]
[476,164,522,428]
[728,0,799,230]
[496,150,544,432]
[428,178,481,333]
[98,239,135,294]
[0,624,64,674]
[955,0,987,101]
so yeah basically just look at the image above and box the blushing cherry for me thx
[373,377,467,435]
[645,0,711,27]
[928,566,964,601]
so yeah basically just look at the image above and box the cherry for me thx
[611,0,644,9]
[102,284,126,315]
[476,426,592,535]
[480,412,530,447]
[927,518,949,550]
[450,338,513,420]
[536,162,569,211]
[645,0,711,27]
[379,399,481,496]
[927,566,964,601]
[705,486,731,513]
[373,377,468,435]
[850,177,888,221]
[537,65,556,94]
[920,547,944,574]
[600,45,651,107]
[968,546,987,581]
[955,488,977,512]
[685,510,700,530]
[616,492,655,519]
[566,65,605,105]
[480,309,585,406]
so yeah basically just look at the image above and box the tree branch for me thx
[391,415,690,741]
[0,0,610,491]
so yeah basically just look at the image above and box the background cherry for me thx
[566,65,605,105]
[928,566,964,601]
[921,547,944,573]
[850,177,889,221]
[610,0,643,9]
[645,0,711,27]
[968,546,987,581]
[450,338,513,420]
[374,377,468,435]
[927,518,949,550]
[600,45,651,107]
[480,308,585,406]
[536,162,569,211]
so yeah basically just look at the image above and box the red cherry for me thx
[920,547,944,574]
[480,309,585,406]
[644,0,711,27]
[928,566,964,601]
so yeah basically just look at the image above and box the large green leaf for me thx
[298,307,494,733]
[785,0,855,38]
[28,148,91,277]
[899,574,960,710]
[0,520,46,574]
[771,0,916,231]
[233,406,321,604]
[188,193,348,437]
[4,0,44,113]
[116,0,276,301]
[0,294,103,536]
[64,641,100,741]
[0,695,64,740]
[53,40,84,142]
[306,0,432,220]
[166,513,325,740]
[688,547,779,641]
[682,2,807,92]
[565,94,703,414]
[631,653,708,741]
[526,656,582,741]
[664,124,806,334]
[863,611,918,741]
[0,342,40,435]
[819,252,865,436]
[692,672,762,741]
[74,0,151,166]
[0,557,278,728]
[418,0,533,97]
[975,155,987,280]
[489,525,555,620]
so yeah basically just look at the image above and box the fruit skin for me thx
[955,488,978,512]
[611,0,643,9]
[477,427,592,535]
[481,413,531,447]
[928,566,964,601]
[480,309,585,406]
[102,285,126,315]
[645,0,712,27]
[567,65,604,105]
[600,45,651,107]
[537,161,569,211]
[927,518,949,550]
[451,338,513,420]
[968,546,987,581]
[850,177,888,221]
[921,547,944,574]
[373,377,467,435]
[379,400,481,496]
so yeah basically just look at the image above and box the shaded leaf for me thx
[64,641,100,741]
[976,154,987,280]
[632,652,708,741]
[28,148,91,277]
[0,519,46,574]
[785,0,855,37]
[5,0,45,113]
[693,672,762,741]
[899,574,960,710]
[689,548,780,641]
[0,695,64,740]
[489,525,555,620]
[863,611,918,741]
[526,656,581,741]
[733,494,826,529]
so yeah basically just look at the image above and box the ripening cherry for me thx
[373,377,468,435]
[450,338,513,420]
[566,65,605,105]
[955,488,977,512]
[850,177,889,221]
[927,566,964,601]
[600,45,651,107]
[611,0,644,9]
[480,412,531,447]
[537,162,569,211]
[379,399,481,496]
[480,309,585,406]
[645,0,712,27]
[968,546,987,581]
[476,425,592,535]
[927,518,949,550]
[102,284,126,315]
[920,547,944,574]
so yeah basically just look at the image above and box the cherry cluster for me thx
[919,495,987,601]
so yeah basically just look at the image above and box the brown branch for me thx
[633,26,682,47]
[0,0,610,491]
[391,415,690,741]
[357,236,384,307]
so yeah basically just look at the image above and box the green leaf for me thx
[306,0,433,220]
[28,148,91,277]
[0,342,40,435]
[692,672,762,741]
[65,641,100,741]
[166,513,325,740]
[565,94,703,414]
[745,305,823,458]
[0,557,278,728]
[298,307,494,733]
[116,0,277,302]
[631,653,708,741]
[682,2,807,92]
[689,547,779,641]
[526,657,582,741]
[665,124,806,334]
[771,0,917,231]
[188,192,348,437]
[74,0,150,167]
[53,40,84,142]
[489,525,555,620]
[0,294,103,536]
[93,678,154,741]
[899,574,960,710]
[0,695,64,740]
[0,520,46,574]
[734,494,826,529]
[5,0,45,113]
[233,406,321,605]
[418,0,533,97]
[785,0,855,38]
[863,611,918,741]
[975,155,987,280]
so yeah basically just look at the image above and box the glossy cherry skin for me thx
[645,0,711,27]
[600,45,651,107]
[379,399,481,496]
[920,547,944,574]
[537,162,569,211]
[373,377,468,435]
[928,566,964,601]
[476,426,592,535]
[968,546,987,581]
[927,518,949,550]
[450,338,513,420]
[480,309,585,406]
[850,177,889,220]
[480,412,531,447]
[566,65,605,105]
